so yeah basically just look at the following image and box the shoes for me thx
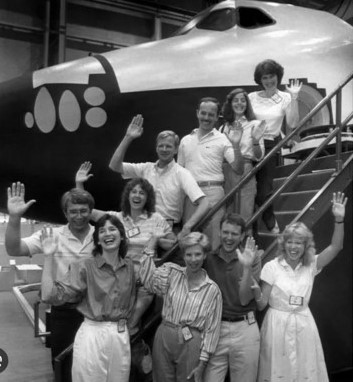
[270,220,280,234]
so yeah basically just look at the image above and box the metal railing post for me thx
[335,89,343,171]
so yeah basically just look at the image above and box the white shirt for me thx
[177,128,234,182]
[249,90,291,140]
[23,224,94,289]
[122,160,205,223]
[219,117,265,161]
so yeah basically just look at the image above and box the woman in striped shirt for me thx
[139,232,223,382]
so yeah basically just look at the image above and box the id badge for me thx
[272,93,283,104]
[289,295,304,306]
[181,326,193,342]
[118,319,126,333]
[247,311,256,325]
[127,227,140,238]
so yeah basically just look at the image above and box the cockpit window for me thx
[196,8,236,31]
[173,5,275,36]
[237,7,274,29]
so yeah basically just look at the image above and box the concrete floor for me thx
[0,291,53,382]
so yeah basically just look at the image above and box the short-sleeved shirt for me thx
[107,210,171,266]
[177,128,235,182]
[204,248,261,318]
[49,255,136,322]
[23,224,94,293]
[248,90,291,140]
[219,117,265,162]
[261,256,321,312]
[121,159,205,223]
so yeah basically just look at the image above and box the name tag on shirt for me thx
[247,311,256,325]
[181,326,193,342]
[272,93,283,104]
[127,227,140,238]
[117,319,126,333]
[289,295,304,306]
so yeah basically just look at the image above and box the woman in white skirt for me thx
[41,214,136,382]
[251,192,347,382]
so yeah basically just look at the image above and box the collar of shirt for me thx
[216,247,239,263]
[123,212,148,225]
[94,254,128,271]
[191,128,217,141]
[182,268,214,291]
[154,158,176,172]
[278,257,303,271]
[62,224,94,242]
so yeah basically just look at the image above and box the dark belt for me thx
[222,312,254,322]
[197,181,224,187]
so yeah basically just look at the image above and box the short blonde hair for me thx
[277,222,316,266]
[156,130,180,148]
[179,232,211,253]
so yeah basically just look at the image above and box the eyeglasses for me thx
[67,208,90,217]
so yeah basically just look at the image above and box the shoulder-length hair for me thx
[179,232,211,254]
[254,59,284,88]
[221,88,257,123]
[92,214,128,258]
[277,222,316,266]
[120,178,156,218]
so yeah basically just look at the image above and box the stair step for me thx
[274,170,334,192]
[274,190,318,211]
[275,151,352,178]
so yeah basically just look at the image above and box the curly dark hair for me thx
[92,214,128,258]
[120,178,155,218]
[254,59,284,88]
[222,88,257,123]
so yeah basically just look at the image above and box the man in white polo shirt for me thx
[109,114,209,239]
[178,97,244,249]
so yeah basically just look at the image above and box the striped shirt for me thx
[107,210,171,267]
[139,255,222,361]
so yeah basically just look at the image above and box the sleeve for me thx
[48,260,87,305]
[199,285,223,361]
[22,229,43,256]
[121,162,147,179]
[260,260,276,286]
[178,168,205,203]
[177,139,186,167]
[139,255,173,296]
[282,92,292,111]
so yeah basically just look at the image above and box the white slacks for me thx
[72,318,131,382]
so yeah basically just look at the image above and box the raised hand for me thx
[40,226,59,256]
[7,182,36,218]
[75,161,93,185]
[237,236,257,268]
[126,114,144,139]
[252,120,267,143]
[332,192,347,221]
[285,79,302,99]
[225,125,243,146]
